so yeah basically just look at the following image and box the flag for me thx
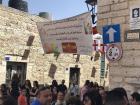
[93,39,107,53]
[93,40,100,51]
[98,39,108,54]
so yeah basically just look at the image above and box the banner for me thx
[37,12,93,55]
[100,54,105,78]
[93,39,107,54]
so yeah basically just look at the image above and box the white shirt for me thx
[69,84,79,96]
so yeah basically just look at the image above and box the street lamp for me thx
[85,0,98,62]
[85,0,97,5]
[85,0,97,24]
[85,0,97,9]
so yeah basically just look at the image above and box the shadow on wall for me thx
[48,64,57,79]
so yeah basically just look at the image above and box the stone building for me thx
[0,5,108,87]
[97,0,140,94]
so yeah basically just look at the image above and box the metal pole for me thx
[86,3,90,11]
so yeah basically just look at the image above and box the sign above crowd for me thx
[106,44,123,62]
[37,12,93,55]
[103,24,121,44]
[130,1,140,30]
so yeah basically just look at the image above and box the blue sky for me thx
[3,0,88,20]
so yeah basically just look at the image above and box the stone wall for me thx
[0,5,108,87]
[97,0,140,94]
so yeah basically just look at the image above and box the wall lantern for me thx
[85,0,97,24]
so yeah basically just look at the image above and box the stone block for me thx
[110,76,123,82]
[125,77,139,83]
[134,54,140,67]
[111,2,128,11]
[108,18,112,25]
[122,42,140,50]
[120,50,135,66]
[98,0,111,6]
[124,67,140,77]
[125,16,130,24]
[98,0,119,6]
[121,24,129,42]
[109,66,124,76]
[120,50,140,67]
[119,0,127,2]
[109,81,123,90]
[98,12,111,20]
[97,19,108,27]
[109,62,119,67]
[98,9,129,19]
[0,65,6,83]
[98,5,111,14]
[111,17,126,24]
[112,0,120,3]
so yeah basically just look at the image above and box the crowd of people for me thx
[0,74,140,105]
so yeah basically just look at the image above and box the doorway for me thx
[69,67,80,86]
[6,61,27,85]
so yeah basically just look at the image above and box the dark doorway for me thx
[69,67,80,86]
[6,61,27,85]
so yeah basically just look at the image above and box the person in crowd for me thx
[89,82,96,92]
[52,91,66,105]
[30,81,39,99]
[50,80,59,102]
[105,89,127,105]
[0,84,9,97]
[1,95,17,105]
[99,86,104,90]
[66,96,82,105]
[94,82,99,90]
[113,87,129,105]
[31,86,52,105]
[130,92,140,105]
[80,80,90,101]
[24,80,32,105]
[11,73,20,100]
[58,80,67,94]
[69,82,79,97]
[83,90,102,105]
[99,86,107,105]
[18,85,28,105]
